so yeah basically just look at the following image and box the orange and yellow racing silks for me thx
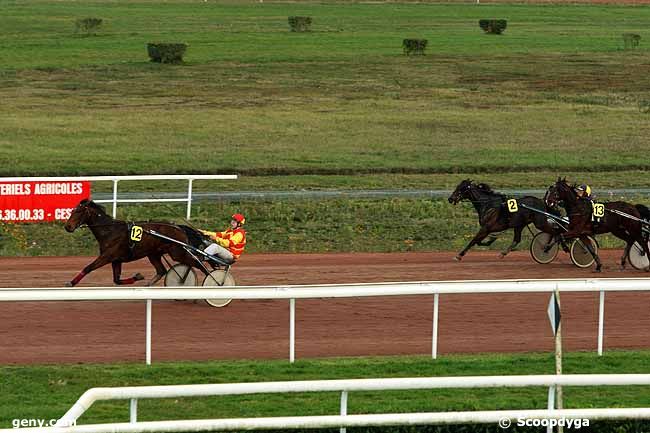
[203,228,246,259]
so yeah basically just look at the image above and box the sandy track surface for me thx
[1,250,649,364]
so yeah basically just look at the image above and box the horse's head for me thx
[64,199,106,232]
[545,177,573,209]
[448,179,474,205]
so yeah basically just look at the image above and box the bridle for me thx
[452,182,500,206]
[69,203,113,229]
[450,182,473,204]
[545,185,558,208]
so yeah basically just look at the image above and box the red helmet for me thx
[232,213,246,225]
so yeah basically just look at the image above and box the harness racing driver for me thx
[200,213,247,264]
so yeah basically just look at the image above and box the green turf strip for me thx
[3,351,650,432]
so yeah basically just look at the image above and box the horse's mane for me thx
[475,183,494,193]
[474,182,509,201]
[556,177,573,190]
[81,199,108,216]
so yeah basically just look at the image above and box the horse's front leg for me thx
[500,226,523,258]
[65,255,113,287]
[111,261,144,285]
[455,227,491,261]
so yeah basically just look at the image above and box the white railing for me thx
[3,374,650,433]
[2,278,650,364]
[0,175,238,219]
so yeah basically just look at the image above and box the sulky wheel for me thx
[530,232,559,264]
[203,269,236,308]
[164,264,198,287]
[570,236,597,268]
[629,241,650,270]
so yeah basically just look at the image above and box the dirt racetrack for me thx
[1,250,650,365]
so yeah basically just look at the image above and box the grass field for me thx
[1,1,650,182]
[3,351,650,431]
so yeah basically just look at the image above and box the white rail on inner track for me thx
[0,175,238,219]
[2,278,650,364]
[2,374,649,432]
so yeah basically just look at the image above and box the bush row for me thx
[69,16,642,62]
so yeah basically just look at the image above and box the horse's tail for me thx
[520,196,554,233]
[635,204,650,221]
[179,225,209,249]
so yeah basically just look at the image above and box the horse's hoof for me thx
[594,267,602,273]
[133,273,145,281]
[453,255,462,262]
[64,281,73,287]
[498,253,506,259]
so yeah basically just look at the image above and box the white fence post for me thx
[432,293,439,359]
[290,298,295,363]
[186,179,194,220]
[129,398,138,423]
[547,386,555,433]
[598,290,605,356]
[112,179,119,218]
[340,391,348,433]
[146,299,152,365]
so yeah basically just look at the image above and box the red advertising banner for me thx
[0,181,91,222]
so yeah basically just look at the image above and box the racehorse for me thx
[64,199,202,286]
[545,177,650,272]
[448,179,559,261]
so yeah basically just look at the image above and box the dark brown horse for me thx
[545,177,650,272]
[448,179,559,261]
[64,199,200,286]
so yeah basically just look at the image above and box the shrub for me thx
[402,39,428,55]
[75,17,103,36]
[288,16,312,32]
[479,19,507,35]
[146,43,187,64]
[623,33,641,50]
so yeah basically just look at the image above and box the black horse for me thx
[448,179,559,261]
[64,199,205,286]
[545,177,650,272]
